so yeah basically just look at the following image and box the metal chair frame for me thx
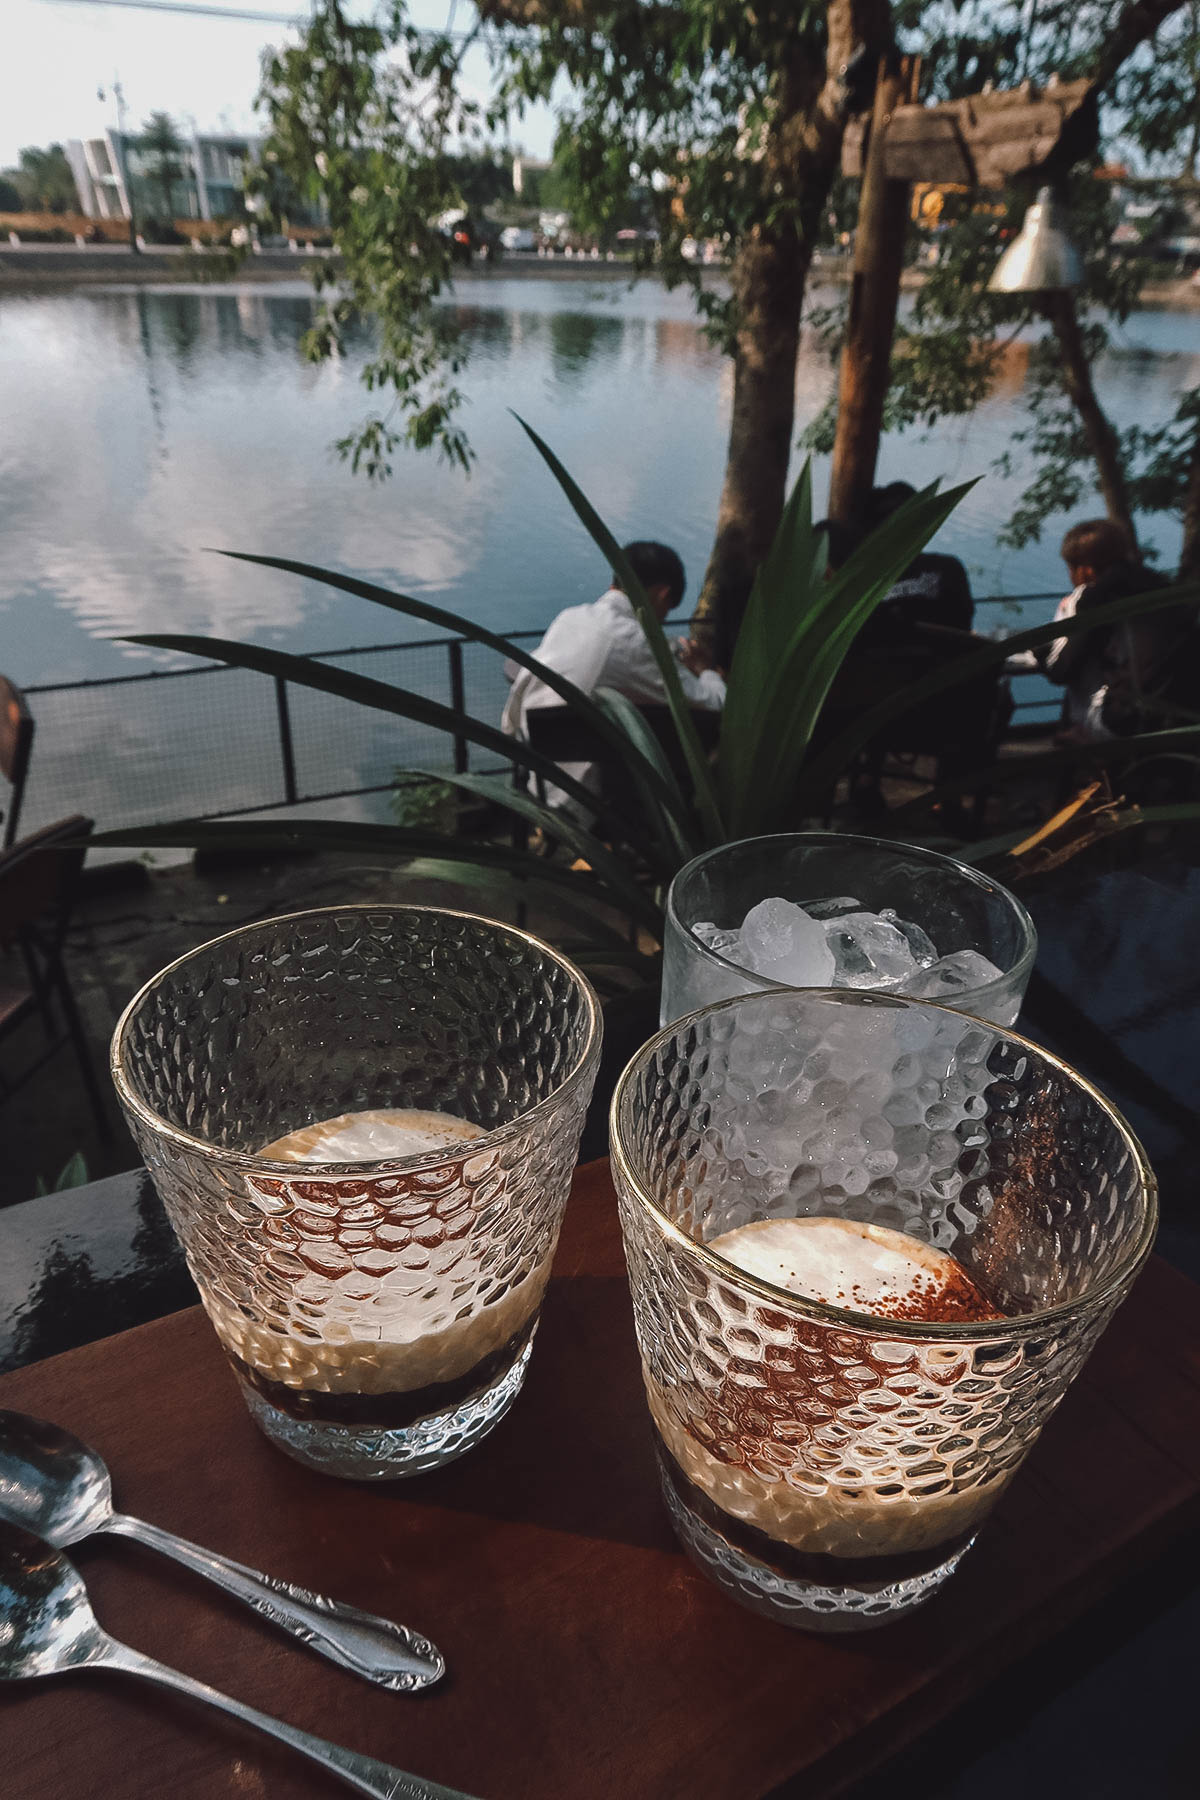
[0,677,33,850]
[0,815,112,1146]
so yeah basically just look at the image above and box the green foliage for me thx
[1110,0,1200,179]
[1124,387,1200,521]
[3,144,76,213]
[34,1153,90,1197]
[255,0,840,469]
[257,2,501,474]
[390,772,457,831]
[492,0,833,346]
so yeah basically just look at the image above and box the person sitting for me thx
[1040,518,1187,742]
[502,541,724,815]
[815,501,1003,829]
[858,481,975,643]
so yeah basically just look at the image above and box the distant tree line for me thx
[0,144,76,213]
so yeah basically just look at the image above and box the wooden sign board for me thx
[843,78,1092,190]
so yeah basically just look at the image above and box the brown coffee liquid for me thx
[660,1446,975,1586]
[231,1314,538,1430]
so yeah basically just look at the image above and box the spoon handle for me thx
[92,1635,478,1800]
[102,1513,444,1691]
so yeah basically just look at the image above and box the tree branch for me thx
[1047,0,1192,175]
[1042,291,1137,542]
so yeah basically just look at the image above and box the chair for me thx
[522,702,722,826]
[0,815,112,1143]
[813,628,1012,831]
[0,677,33,850]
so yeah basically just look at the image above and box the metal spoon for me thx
[0,1410,443,1692]
[0,1524,476,1800]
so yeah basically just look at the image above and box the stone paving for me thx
[3,850,500,1205]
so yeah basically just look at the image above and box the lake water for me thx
[1,274,1198,837]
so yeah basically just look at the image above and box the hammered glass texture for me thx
[612,990,1154,1620]
[662,833,1037,1028]
[113,908,598,1466]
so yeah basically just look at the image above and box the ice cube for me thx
[824,909,921,990]
[904,948,1004,1000]
[691,919,743,958]
[880,908,938,968]
[738,896,835,987]
[797,894,863,921]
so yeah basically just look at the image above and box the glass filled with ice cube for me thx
[111,905,601,1480]
[611,987,1156,1631]
[661,832,1036,1027]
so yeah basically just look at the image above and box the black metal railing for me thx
[19,601,1062,840]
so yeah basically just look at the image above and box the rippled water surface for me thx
[4,275,1198,686]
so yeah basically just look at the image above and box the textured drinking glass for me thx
[661,832,1037,1027]
[611,989,1155,1631]
[112,906,601,1480]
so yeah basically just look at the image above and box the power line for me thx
[43,0,479,31]
[45,0,305,21]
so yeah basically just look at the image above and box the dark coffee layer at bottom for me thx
[658,1446,975,1587]
[230,1316,537,1429]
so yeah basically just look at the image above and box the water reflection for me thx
[0,278,1194,694]
[546,309,623,384]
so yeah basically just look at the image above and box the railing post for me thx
[447,639,468,773]
[274,674,299,805]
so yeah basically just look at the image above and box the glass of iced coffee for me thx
[611,988,1155,1630]
[112,906,601,1480]
[661,833,1037,1028]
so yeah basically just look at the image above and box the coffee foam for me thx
[257,1107,482,1164]
[709,1216,1002,1323]
[650,1216,1008,1558]
[205,1106,547,1396]
[208,1259,550,1396]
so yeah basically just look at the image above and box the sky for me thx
[1,0,557,166]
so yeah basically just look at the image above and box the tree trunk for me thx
[826,55,915,531]
[694,0,893,658]
[698,228,809,667]
[1044,290,1139,547]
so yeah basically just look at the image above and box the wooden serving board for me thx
[2,1160,1199,1800]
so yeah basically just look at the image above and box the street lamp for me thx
[98,79,139,253]
[987,185,1083,293]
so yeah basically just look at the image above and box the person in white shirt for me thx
[502,541,725,815]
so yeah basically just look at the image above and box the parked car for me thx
[435,210,503,264]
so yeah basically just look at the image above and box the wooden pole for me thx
[826,55,916,530]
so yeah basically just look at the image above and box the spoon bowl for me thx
[0,1410,444,1691]
[0,1410,114,1546]
[0,1524,104,1678]
[0,1524,474,1799]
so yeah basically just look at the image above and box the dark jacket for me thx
[861,552,974,648]
[1042,562,1194,736]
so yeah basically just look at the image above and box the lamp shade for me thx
[987,186,1084,293]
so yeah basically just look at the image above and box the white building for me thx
[66,130,261,222]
